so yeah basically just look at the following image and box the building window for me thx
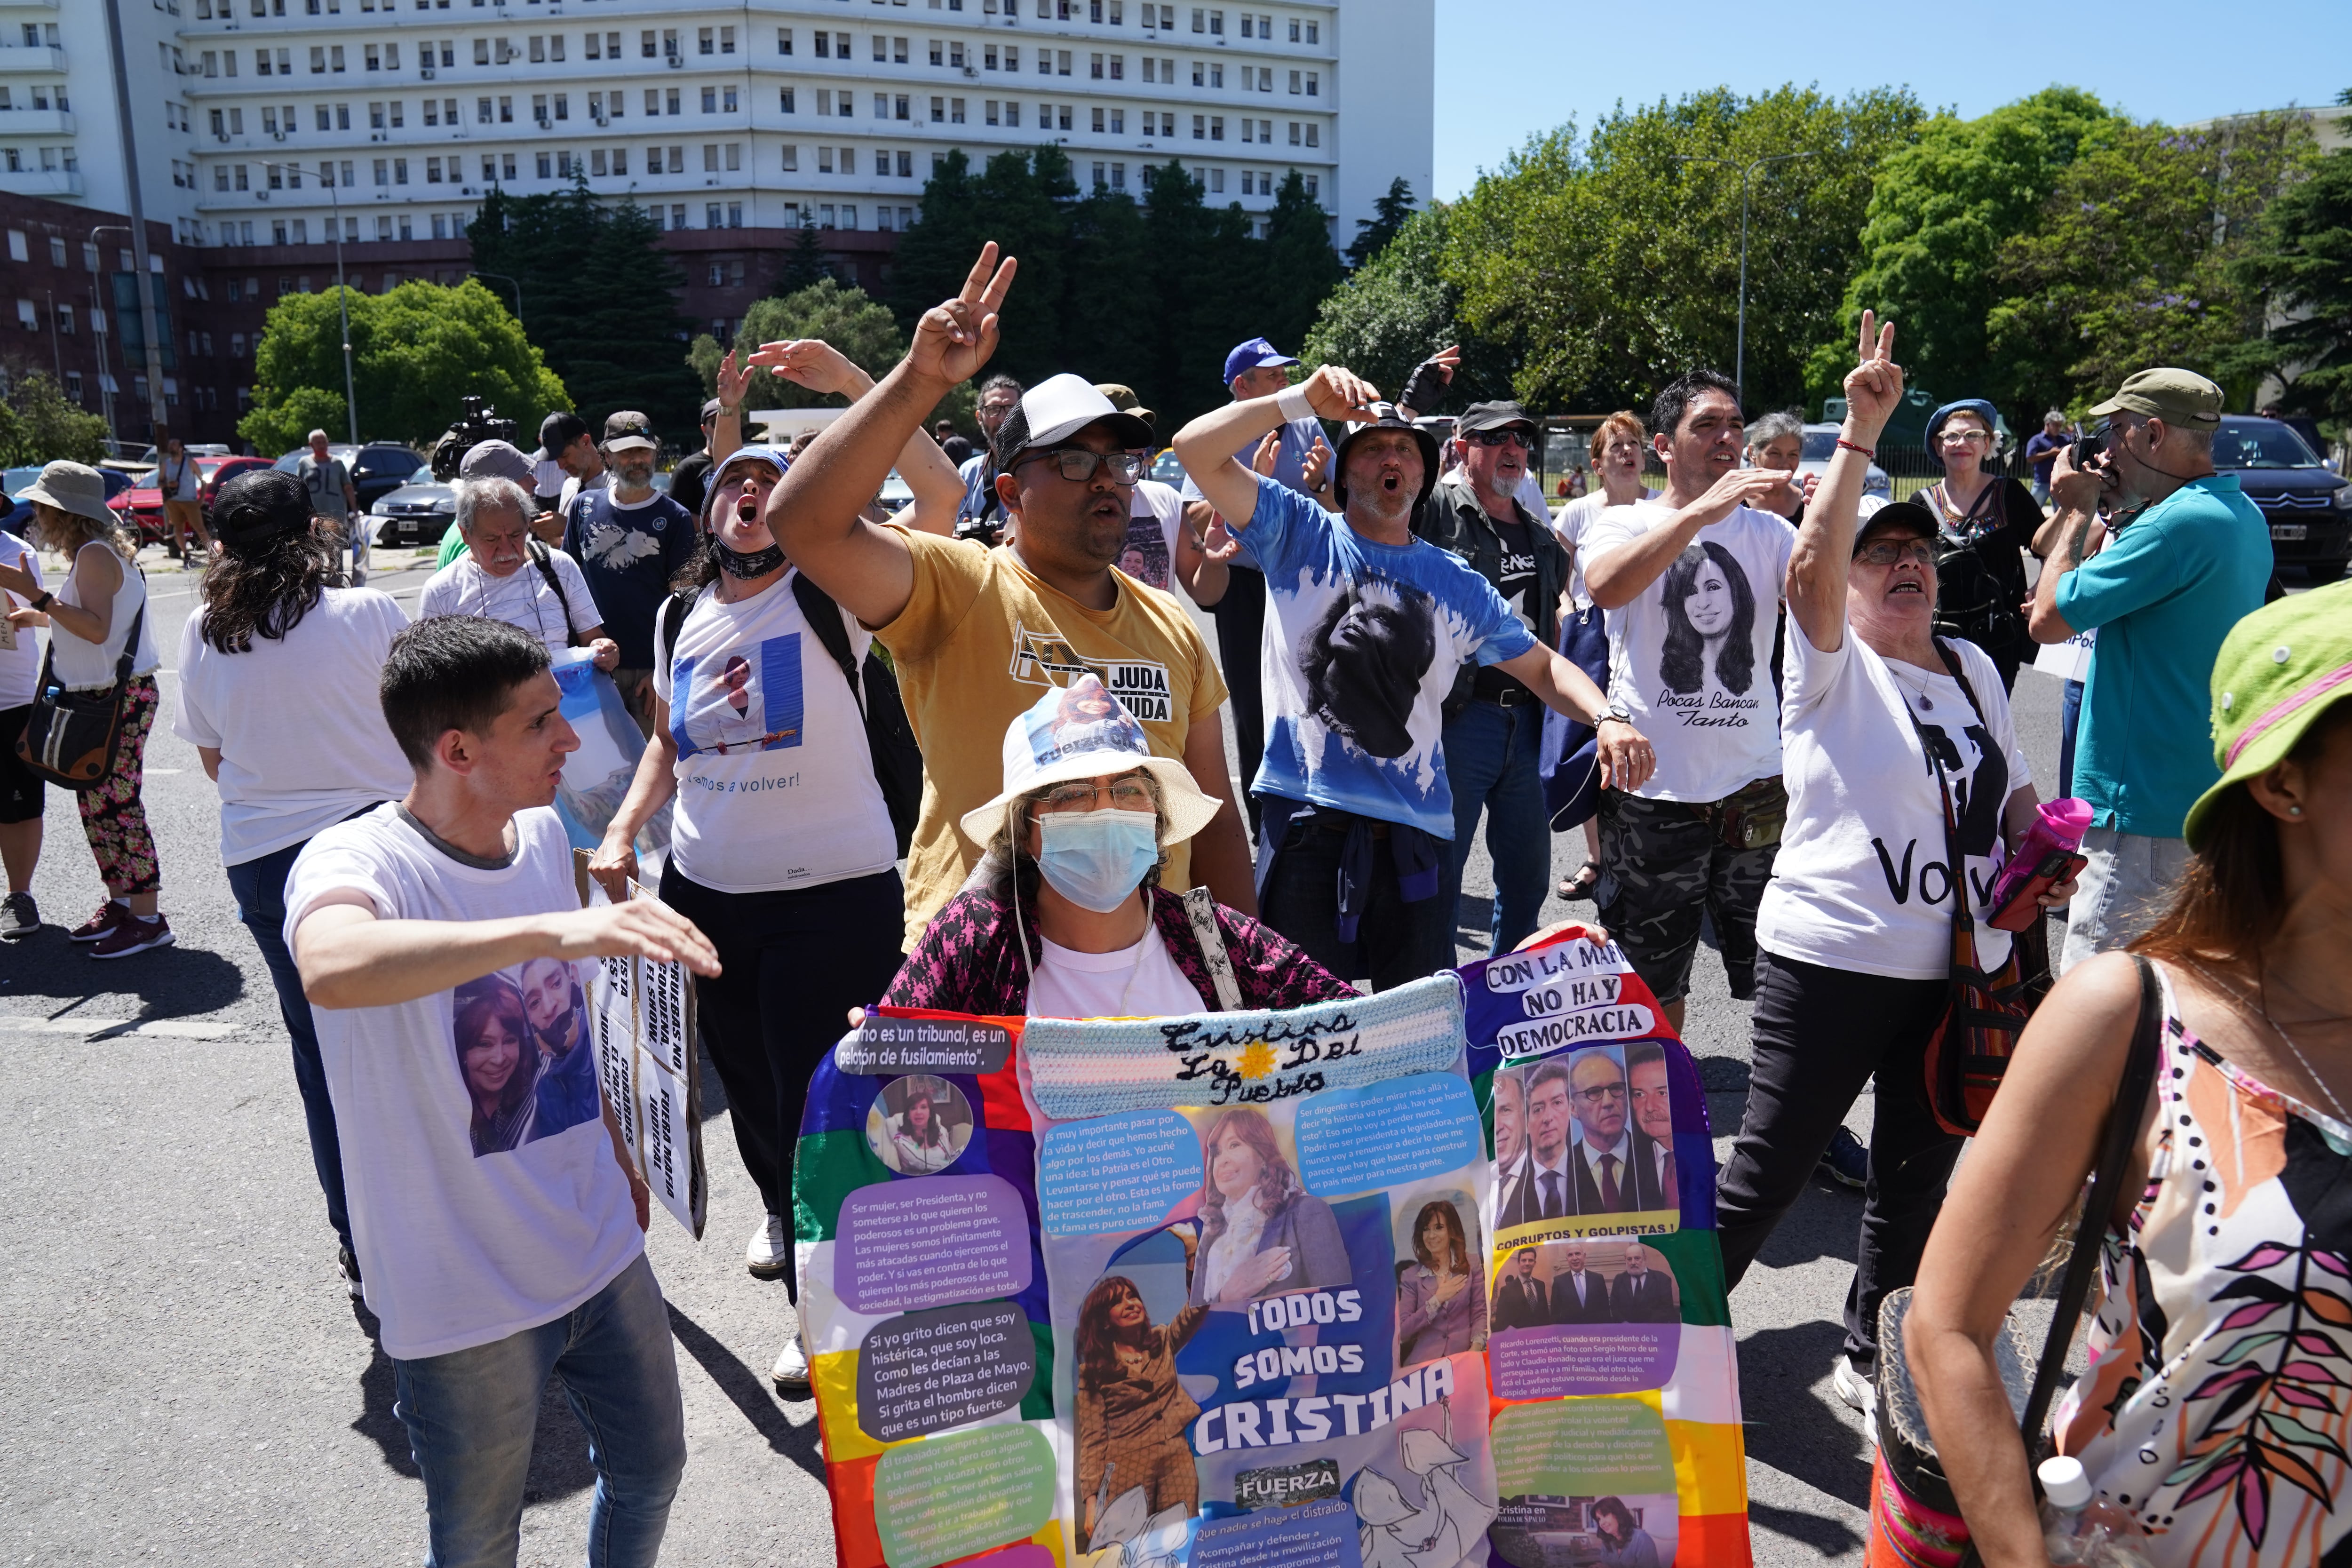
[724,143,741,172]
[895,94,910,120]
[985,100,999,126]
[778,26,793,54]
[819,146,834,173]
[781,88,796,113]
[1303,175,1317,199]
[951,97,965,123]
[782,143,798,171]
[1306,72,1318,97]
[895,149,912,176]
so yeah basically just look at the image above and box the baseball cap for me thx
[459,438,536,487]
[1852,499,1936,555]
[602,410,658,453]
[1330,403,1442,510]
[1456,400,1536,436]
[1223,336,1299,386]
[2183,580,2352,851]
[700,398,723,423]
[990,374,1154,471]
[1093,383,1156,432]
[958,672,1221,850]
[210,469,313,549]
[2088,368,2224,429]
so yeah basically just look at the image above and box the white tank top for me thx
[51,540,159,691]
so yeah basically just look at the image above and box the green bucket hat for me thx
[2184,580,2352,851]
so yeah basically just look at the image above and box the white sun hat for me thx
[958,672,1222,849]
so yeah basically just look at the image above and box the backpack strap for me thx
[790,568,864,714]
[1180,887,1244,1012]
[658,586,697,684]
[526,537,579,644]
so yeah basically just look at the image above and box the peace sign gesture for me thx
[1842,310,1903,441]
[910,241,1017,389]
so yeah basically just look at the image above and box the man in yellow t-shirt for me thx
[754,248,1257,949]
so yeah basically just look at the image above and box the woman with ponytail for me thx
[173,468,412,1297]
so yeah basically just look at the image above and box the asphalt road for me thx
[0,541,2074,1566]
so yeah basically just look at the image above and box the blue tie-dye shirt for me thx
[1243,475,1536,836]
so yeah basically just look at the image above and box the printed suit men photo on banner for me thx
[1495,1046,1677,1236]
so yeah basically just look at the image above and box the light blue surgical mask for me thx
[1034,807,1159,914]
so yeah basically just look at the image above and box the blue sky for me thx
[1430,0,2352,199]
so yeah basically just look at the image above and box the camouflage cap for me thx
[2088,367,2223,429]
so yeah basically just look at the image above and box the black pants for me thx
[659,865,906,1299]
[1714,951,1961,1367]
[1209,564,1266,835]
[1258,812,1451,993]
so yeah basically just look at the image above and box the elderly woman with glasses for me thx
[1920,398,2050,692]
[882,673,1354,1019]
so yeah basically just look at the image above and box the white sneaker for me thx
[746,1212,790,1280]
[772,1331,812,1397]
[1832,1352,1874,1412]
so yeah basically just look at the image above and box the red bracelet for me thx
[1836,438,1875,459]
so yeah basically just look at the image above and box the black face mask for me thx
[714,539,785,579]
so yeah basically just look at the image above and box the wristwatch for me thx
[1594,700,1632,726]
[30,590,52,612]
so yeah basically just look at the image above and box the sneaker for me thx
[1818,1125,1869,1190]
[1832,1352,1874,1412]
[0,891,37,940]
[771,1331,812,1397]
[90,912,175,960]
[338,1244,365,1301]
[747,1212,790,1280]
[69,901,128,943]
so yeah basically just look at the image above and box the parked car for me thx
[118,454,276,547]
[272,442,425,514]
[366,464,458,548]
[1800,423,1893,499]
[2212,415,2351,582]
[135,443,231,464]
[0,463,137,538]
[1149,448,1185,486]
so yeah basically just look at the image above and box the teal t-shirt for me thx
[2055,473,2270,837]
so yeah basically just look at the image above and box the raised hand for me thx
[1250,430,1282,477]
[1685,466,1795,532]
[1302,365,1383,423]
[909,242,1017,389]
[744,338,868,398]
[1197,514,1244,564]
[1301,436,1332,494]
[714,346,751,411]
[1842,310,1903,439]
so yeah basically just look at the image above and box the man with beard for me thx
[1609,1242,1677,1323]
[562,411,698,735]
[1410,400,1571,955]
[1175,368,1652,990]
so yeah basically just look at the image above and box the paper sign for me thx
[2033,627,2095,682]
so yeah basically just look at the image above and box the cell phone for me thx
[1989,850,2088,932]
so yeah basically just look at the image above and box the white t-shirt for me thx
[1756,629,2032,981]
[1582,500,1796,803]
[652,569,898,894]
[173,588,415,866]
[1112,479,1187,597]
[417,548,596,658]
[283,804,642,1361]
[531,452,567,501]
[0,531,44,709]
[1027,923,1202,1019]
[50,541,161,691]
[556,469,610,517]
[1550,488,1659,609]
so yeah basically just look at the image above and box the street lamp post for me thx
[88,224,130,450]
[472,271,524,330]
[1672,151,1821,404]
[257,160,359,448]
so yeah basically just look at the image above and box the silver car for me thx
[1801,423,1892,499]
[366,464,458,547]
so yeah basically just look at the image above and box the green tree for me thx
[716,278,974,428]
[238,279,568,454]
[886,148,985,331]
[1345,177,1417,268]
[1988,111,2320,415]
[1447,85,1924,414]
[1303,205,1517,407]
[0,372,109,465]
[2230,115,2352,424]
[779,213,832,295]
[1262,171,1346,362]
[467,179,699,433]
[1804,88,2124,411]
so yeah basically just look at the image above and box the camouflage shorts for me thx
[1595,780,1785,1004]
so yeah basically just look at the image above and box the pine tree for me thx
[780,213,832,296]
[1345,177,1417,269]
[1264,171,1345,361]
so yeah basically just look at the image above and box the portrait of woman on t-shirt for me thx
[1658,541,1757,697]
[454,974,540,1157]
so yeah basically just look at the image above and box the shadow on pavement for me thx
[665,1304,826,1484]
[1737,1318,1874,1510]
[0,927,247,1024]
[1751,1176,1866,1274]
[1749,1496,1866,1559]
[347,1305,598,1503]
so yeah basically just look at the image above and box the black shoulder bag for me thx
[16,589,147,791]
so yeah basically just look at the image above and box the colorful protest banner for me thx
[571,851,706,1239]
[1464,925,1749,1568]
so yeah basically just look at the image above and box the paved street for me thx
[0,541,2074,1565]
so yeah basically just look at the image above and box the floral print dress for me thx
[2054,963,2352,1566]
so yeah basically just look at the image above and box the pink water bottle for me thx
[1989,797,2094,932]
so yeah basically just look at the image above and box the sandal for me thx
[1558,860,1600,901]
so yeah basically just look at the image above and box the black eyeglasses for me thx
[1016,448,1144,485]
[1465,428,1536,451]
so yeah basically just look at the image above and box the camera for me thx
[2069,428,2104,470]
[430,395,520,482]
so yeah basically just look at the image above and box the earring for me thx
[2289,805,2304,816]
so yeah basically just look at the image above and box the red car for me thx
[119,455,275,548]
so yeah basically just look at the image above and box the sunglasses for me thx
[1465,428,1536,451]
[1016,448,1144,485]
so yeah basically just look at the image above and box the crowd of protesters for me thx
[0,237,2337,1568]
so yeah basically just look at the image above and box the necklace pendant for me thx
[1916,694,1933,711]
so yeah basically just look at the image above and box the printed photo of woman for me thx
[1187,1107,1350,1307]
[1591,1494,1666,1566]
[1396,1199,1487,1367]
[1073,1274,1209,1548]
[1657,540,1757,697]
[883,1076,969,1175]
[453,974,539,1157]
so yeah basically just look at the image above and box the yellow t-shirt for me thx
[875,527,1228,949]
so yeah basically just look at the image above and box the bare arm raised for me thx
[759,244,1017,629]
[1785,312,1903,656]
[1170,365,1381,533]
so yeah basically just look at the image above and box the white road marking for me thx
[0,1014,239,1041]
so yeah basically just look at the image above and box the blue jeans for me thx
[2059,677,2083,801]
[227,838,351,1255]
[1441,697,1551,956]
[393,1253,685,1568]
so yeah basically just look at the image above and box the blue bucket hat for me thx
[705,443,791,528]
[1923,399,2000,470]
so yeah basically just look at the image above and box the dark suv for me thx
[2211,416,2350,582]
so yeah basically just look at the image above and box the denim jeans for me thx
[2058,677,2084,801]
[2060,826,2190,976]
[393,1253,685,1568]
[1440,697,1551,956]
[227,837,351,1255]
